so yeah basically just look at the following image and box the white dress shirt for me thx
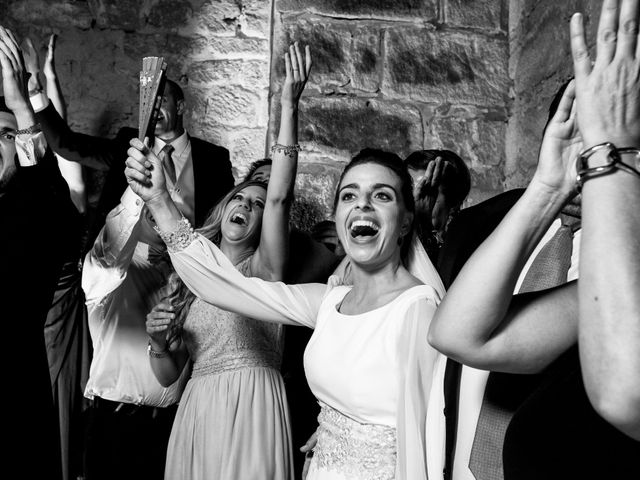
[82,187,192,406]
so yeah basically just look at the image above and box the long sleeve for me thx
[395,295,442,480]
[82,187,145,304]
[169,233,325,327]
[34,97,120,171]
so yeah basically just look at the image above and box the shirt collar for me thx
[154,130,188,155]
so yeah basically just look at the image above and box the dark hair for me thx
[243,158,273,181]
[333,148,415,260]
[165,179,267,343]
[404,149,471,207]
[164,79,185,103]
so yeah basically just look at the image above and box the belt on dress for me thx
[313,402,397,480]
[92,396,177,419]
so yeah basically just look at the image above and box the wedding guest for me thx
[29,64,233,245]
[405,149,471,262]
[80,69,233,480]
[428,2,640,476]
[0,26,77,480]
[143,43,311,480]
[23,33,92,480]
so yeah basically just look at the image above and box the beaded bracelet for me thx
[270,143,301,157]
[153,216,196,253]
[576,142,640,190]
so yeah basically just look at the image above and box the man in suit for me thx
[29,78,233,245]
[0,26,79,480]
[46,79,233,480]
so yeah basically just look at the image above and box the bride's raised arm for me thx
[123,139,326,328]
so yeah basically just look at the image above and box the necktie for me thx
[468,214,580,480]
[159,144,176,185]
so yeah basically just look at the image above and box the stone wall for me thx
[1,0,273,185]
[271,0,510,226]
[507,0,601,187]
[1,0,512,228]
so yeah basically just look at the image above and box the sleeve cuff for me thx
[15,131,47,167]
[29,92,50,113]
[120,186,145,214]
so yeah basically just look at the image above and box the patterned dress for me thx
[164,257,294,479]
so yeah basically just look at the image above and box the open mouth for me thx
[349,219,380,239]
[230,212,248,226]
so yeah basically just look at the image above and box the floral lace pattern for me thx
[154,216,196,252]
[313,402,397,480]
[182,257,284,378]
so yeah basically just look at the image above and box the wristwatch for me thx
[147,341,170,358]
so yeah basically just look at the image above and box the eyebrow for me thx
[338,183,398,193]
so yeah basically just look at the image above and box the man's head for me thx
[404,149,471,232]
[155,79,185,141]
[244,158,273,183]
[0,97,18,193]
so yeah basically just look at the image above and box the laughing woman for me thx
[136,44,311,480]
[126,138,445,479]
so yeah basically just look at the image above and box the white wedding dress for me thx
[166,231,445,480]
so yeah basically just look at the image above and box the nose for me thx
[240,200,251,211]
[355,193,372,211]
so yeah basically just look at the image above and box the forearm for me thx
[579,164,640,439]
[256,103,299,278]
[429,181,568,361]
[148,340,187,387]
[45,73,67,120]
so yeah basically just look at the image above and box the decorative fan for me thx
[138,56,167,141]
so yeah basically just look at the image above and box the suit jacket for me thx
[36,103,234,239]
[437,188,524,480]
[440,189,640,479]
[0,146,77,480]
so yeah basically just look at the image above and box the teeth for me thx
[231,213,247,225]
[350,220,379,232]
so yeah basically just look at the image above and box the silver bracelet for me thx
[153,216,196,253]
[147,341,169,358]
[270,143,301,157]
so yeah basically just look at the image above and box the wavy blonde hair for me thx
[165,179,268,344]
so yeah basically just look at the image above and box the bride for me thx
[125,138,445,478]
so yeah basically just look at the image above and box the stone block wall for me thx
[1,0,273,184]
[1,0,512,229]
[271,0,511,224]
[507,0,601,187]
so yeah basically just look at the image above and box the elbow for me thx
[587,387,640,441]
[427,321,459,359]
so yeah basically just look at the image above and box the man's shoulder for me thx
[189,135,228,154]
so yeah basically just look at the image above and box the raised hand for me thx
[0,27,31,114]
[532,80,583,199]
[124,137,168,203]
[21,37,42,93]
[146,301,175,350]
[281,42,311,107]
[43,34,57,79]
[570,0,640,149]
[413,156,444,217]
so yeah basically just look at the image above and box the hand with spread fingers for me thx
[281,42,312,108]
[570,0,640,149]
